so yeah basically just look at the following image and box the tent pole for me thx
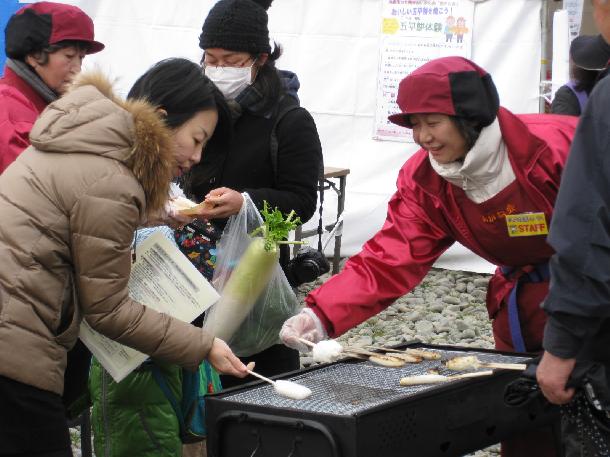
[540,0,549,113]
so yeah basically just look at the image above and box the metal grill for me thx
[222,349,530,415]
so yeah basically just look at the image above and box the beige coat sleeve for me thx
[70,173,213,371]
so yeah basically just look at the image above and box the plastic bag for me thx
[203,194,300,356]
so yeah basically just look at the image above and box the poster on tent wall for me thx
[564,0,584,41]
[373,0,475,142]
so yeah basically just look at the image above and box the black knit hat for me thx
[199,0,273,55]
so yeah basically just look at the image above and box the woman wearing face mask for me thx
[0,57,247,457]
[180,0,323,389]
[280,57,579,457]
[0,1,104,174]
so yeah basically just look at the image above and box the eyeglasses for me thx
[200,54,256,70]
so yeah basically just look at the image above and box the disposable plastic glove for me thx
[280,307,328,353]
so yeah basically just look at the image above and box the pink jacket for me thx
[0,67,48,173]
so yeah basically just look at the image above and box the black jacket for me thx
[550,85,582,116]
[187,73,320,220]
[184,71,323,268]
[542,74,610,364]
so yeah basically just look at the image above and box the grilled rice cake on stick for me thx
[399,370,494,386]
[246,362,312,400]
[367,345,439,361]
[444,355,526,371]
[367,346,441,363]
[298,338,345,363]
[298,338,408,367]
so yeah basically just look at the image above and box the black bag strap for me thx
[269,96,325,252]
[269,98,301,183]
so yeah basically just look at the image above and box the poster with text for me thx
[374,0,475,142]
[563,0,584,41]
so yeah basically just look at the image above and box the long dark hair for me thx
[128,57,231,145]
[250,42,284,113]
[572,66,602,94]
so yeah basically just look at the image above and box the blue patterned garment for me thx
[134,226,176,245]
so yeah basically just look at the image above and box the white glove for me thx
[280,308,328,353]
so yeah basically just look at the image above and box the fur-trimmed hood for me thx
[29,72,174,214]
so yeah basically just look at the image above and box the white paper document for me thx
[79,231,219,382]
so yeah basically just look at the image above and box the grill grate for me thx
[223,349,530,415]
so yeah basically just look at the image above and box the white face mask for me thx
[205,65,253,100]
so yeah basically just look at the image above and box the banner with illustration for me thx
[374,0,475,142]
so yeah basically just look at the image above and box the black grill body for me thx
[206,343,558,457]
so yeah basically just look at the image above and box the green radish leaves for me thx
[252,201,302,252]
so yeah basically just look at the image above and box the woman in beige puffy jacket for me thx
[0,58,247,457]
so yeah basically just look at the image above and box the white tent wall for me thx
[62,0,543,273]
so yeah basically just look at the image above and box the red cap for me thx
[5,2,104,58]
[388,56,499,129]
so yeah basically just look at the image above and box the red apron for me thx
[453,180,553,352]
[454,181,558,457]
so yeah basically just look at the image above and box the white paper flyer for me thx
[79,231,219,382]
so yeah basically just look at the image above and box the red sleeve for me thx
[306,164,454,337]
[0,90,38,173]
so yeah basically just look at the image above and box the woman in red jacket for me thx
[281,56,578,457]
[0,2,104,173]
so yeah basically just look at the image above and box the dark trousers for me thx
[0,375,72,456]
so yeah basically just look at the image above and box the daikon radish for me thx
[204,202,301,341]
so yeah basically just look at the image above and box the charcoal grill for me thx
[206,343,559,457]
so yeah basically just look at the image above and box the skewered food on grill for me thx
[403,348,442,360]
[444,355,527,371]
[246,363,312,400]
[274,380,312,400]
[399,370,494,386]
[399,374,448,385]
[368,354,406,367]
[386,352,422,363]
[368,345,441,360]
[312,339,344,363]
